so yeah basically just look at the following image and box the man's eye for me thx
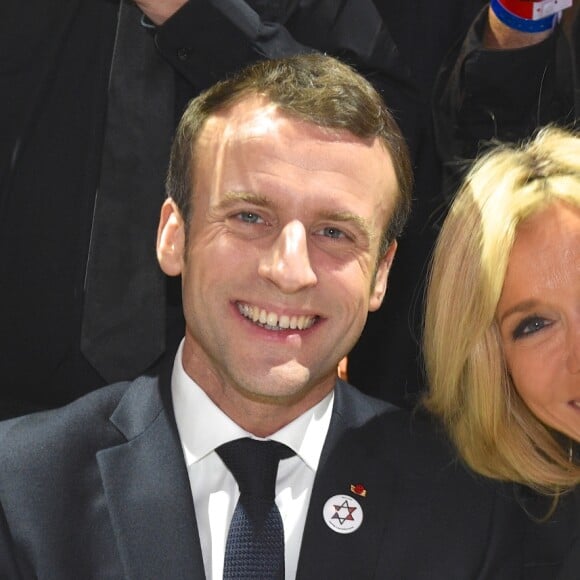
[512,316,551,340]
[318,226,347,240]
[236,212,264,224]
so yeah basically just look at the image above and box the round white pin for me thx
[322,494,363,534]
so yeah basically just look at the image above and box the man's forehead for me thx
[197,94,383,154]
[201,95,283,142]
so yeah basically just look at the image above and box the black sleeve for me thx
[153,0,421,154]
[433,7,574,196]
[154,0,310,91]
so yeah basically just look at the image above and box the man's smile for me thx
[237,302,319,331]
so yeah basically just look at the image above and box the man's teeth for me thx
[238,303,316,330]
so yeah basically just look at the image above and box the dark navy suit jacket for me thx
[0,369,532,578]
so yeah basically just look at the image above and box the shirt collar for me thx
[171,340,334,472]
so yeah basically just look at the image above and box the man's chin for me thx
[239,360,333,403]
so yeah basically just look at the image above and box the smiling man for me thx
[157,90,400,437]
[0,55,529,579]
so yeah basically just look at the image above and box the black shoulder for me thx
[334,379,399,421]
[0,381,131,472]
[352,404,497,486]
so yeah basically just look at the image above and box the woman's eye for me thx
[236,211,264,224]
[512,316,551,340]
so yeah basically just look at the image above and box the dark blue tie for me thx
[217,438,294,579]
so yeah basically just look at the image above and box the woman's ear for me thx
[156,198,186,276]
[369,240,397,312]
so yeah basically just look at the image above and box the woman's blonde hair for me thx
[423,126,580,494]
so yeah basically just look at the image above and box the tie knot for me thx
[217,438,294,499]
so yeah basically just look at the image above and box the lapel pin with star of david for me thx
[323,493,364,534]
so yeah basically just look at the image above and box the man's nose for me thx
[258,220,317,293]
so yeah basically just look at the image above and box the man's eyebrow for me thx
[217,191,275,209]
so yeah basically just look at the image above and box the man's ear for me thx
[156,198,186,276]
[369,240,397,312]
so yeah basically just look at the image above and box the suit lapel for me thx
[97,371,206,579]
[297,382,396,578]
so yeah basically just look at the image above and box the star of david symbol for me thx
[331,499,357,525]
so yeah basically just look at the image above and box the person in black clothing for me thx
[424,126,580,580]
[0,53,531,580]
[0,0,487,417]
[434,0,579,197]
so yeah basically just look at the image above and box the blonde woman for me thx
[424,126,579,579]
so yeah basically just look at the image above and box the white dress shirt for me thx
[171,341,334,580]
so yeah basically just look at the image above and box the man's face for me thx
[158,96,398,428]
